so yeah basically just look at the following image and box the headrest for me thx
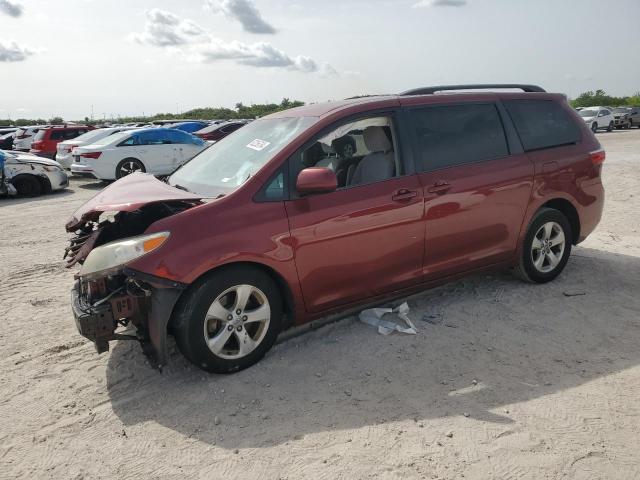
[363,126,391,153]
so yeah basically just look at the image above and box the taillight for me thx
[80,151,102,159]
[590,149,605,165]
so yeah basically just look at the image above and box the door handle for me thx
[427,181,451,194]
[392,189,418,202]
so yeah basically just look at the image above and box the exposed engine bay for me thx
[66,200,199,366]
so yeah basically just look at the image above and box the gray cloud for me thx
[205,0,276,34]
[132,9,333,74]
[0,0,23,17]
[0,40,33,62]
[414,0,467,6]
[132,9,206,47]
[191,40,335,75]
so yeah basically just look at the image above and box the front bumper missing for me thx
[71,270,187,369]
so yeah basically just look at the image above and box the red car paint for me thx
[30,125,93,159]
[72,91,604,329]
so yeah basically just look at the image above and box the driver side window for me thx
[291,115,399,190]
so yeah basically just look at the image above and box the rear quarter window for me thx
[504,99,581,152]
[408,103,509,172]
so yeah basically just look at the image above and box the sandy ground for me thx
[1,130,639,480]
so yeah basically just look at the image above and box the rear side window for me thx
[33,130,47,141]
[408,103,509,172]
[504,100,581,151]
[167,129,203,145]
[138,130,168,145]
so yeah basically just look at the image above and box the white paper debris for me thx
[359,302,417,335]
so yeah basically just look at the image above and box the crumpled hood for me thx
[4,151,61,167]
[65,172,203,231]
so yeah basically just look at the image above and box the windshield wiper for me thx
[172,183,191,193]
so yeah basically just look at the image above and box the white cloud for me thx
[0,40,33,62]
[131,9,207,47]
[0,0,23,17]
[133,9,334,74]
[413,0,467,7]
[205,0,276,34]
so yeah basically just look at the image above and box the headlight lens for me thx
[79,231,170,279]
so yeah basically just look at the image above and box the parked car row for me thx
[576,106,640,132]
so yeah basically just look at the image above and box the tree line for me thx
[570,90,640,108]
[0,98,305,127]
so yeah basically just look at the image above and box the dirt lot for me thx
[1,130,639,480]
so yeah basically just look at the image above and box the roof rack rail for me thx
[400,84,546,95]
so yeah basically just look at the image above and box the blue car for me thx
[171,121,209,134]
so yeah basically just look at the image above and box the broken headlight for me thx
[79,231,170,280]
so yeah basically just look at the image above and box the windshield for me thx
[168,116,316,196]
[612,107,630,113]
[579,109,598,117]
[70,129,111,144]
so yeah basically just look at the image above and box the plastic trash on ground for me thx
[359,302,418,335]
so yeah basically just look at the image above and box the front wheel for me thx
[173,266,282,373]
[607,121,614,132]
[13,175,42,197]
[515,208,572,283]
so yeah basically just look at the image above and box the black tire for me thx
[607,121,614,132]
[591,122,598,133]
[173,265,283,373]
[515,208,572,284]
[12,175,42,197]
[115,158,145,179]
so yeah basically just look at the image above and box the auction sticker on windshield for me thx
[246,139,270,151]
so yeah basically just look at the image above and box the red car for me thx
[30,125,93,160]
[66,84,605,373]
[194,121,247,141]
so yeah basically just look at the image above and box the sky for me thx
[1,0,639,120]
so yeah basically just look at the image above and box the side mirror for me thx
[296,167,337,195]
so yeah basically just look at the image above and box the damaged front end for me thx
[65,190,201,369]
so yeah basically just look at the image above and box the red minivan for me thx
[31,125,93,160]
[65,85,605,373]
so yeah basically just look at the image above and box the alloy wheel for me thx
[203,284,271,360]
[530,221,565,273]
[119,161,142,177]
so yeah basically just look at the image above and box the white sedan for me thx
[578,106,615,133]
[56,126,137,169]
[70,128,208,180]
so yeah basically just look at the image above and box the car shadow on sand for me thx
[106,246,640,449]
[0,187,75,207]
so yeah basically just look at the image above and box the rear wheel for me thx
[115,158,145,179]
[515,208,572,283]
[12,175,42,197]
[591,122,598,133]
[173,266,282,373]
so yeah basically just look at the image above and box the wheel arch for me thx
[169,260,296,331]
[540,198,580,244]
